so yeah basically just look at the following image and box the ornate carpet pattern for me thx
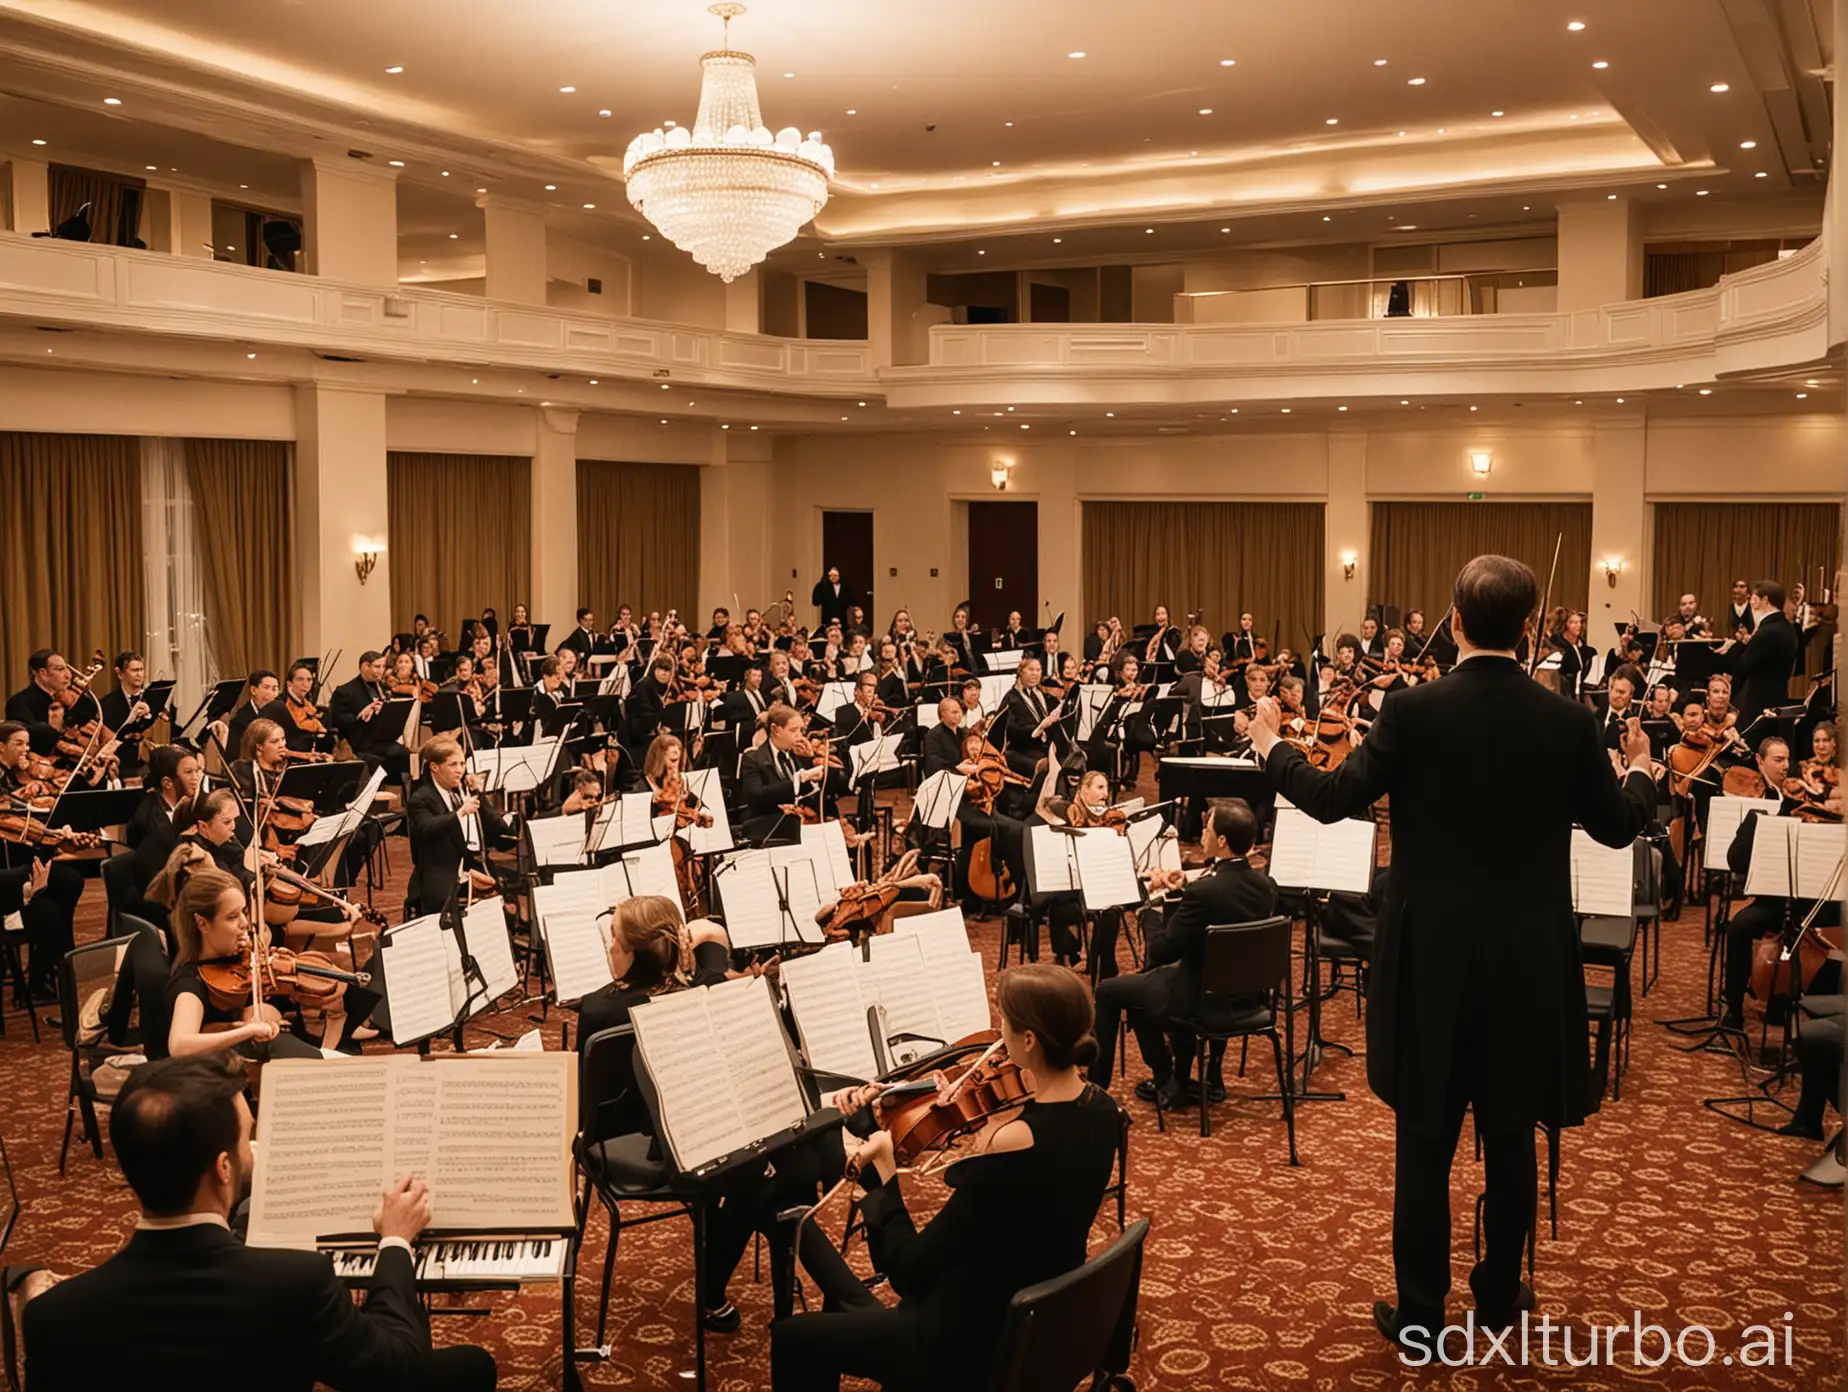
[1,799,1842,1390]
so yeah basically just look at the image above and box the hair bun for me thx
[1072,1032,1100,1068]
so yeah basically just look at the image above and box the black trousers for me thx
[1091,966,1178,1087]
[1792,1014,1844,1131]
[423,1345,497,1392]
[771,1217,927,1392]
[25,859,84,991]
[705,1128,845,1317]
[954,806,1026,902]
[1725,898,1786,1015]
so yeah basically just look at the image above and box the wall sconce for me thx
[1602,555,1625,588]
[1339,549,1358,581]
[352,534,386,585]
[1468,449,1493,477]
[990,459,1013,491]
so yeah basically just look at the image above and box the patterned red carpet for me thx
[2,816,1842,1390]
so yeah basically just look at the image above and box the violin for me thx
[824,882,901,941]
[279,748,332,765]
[260,860,388,931]
[197,945,370,1013]
[963,739,1031,814]
[56,650,105,711]
[792,733,845,770]
[0,814,100,850]
[393,678,439,703]
[285,694,327,737]
[873,1032,1031,1169]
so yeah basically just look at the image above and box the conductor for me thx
[1246,555,1655,1348]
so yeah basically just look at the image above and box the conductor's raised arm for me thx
[1249,693,1395,824]
[1577,713,1657,850]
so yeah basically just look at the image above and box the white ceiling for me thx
[0,0,1832,269]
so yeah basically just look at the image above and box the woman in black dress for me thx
[772,964,1123,1391]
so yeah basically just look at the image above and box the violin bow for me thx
[1528,533,1564,676]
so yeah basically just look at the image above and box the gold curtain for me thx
[47,164,142,247]
[0,433,146,688]
[183,439,295,676]
[1081,502,1325,651]
[386,453,532,634]
[1652,502,1840,622]
[577,460,702,623]
[1369,501,1592,625]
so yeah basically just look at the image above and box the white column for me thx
[1556,197,1642,313]
[865,250,928,367]
[701,430,774,618]
[1326,430,1368,640]
[294,386,393,660]
[1588,415,1648,632]
[3,157,49,234]
[477,195,549,306]
[724,270,762,334]
[532,407,579,631]
[300,156,400,285]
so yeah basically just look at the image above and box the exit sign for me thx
[1466,491,1485,501]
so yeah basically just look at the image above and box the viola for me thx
[0,815,100,850]
[285,695,327,737]
[197,946,370,1013]
[964,739,1031,814]
[260,861,388,931]
[823,882,901,942]
[875,1032,1032,1168]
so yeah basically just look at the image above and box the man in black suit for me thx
[5,649,88,756]
[1088,800,1275,1106]
[722,662,771,734]
[811,567,856,627]
[406,735,511,918]
[1727,578,1756,636]
[921,697,1027,901]
[329,651,412,785]
[1248,554,1655,1348]
[22,1053,494,1391]
[1718,579,1799,727]
[559,607,599,662]
[737,704,830,840]
[998,656,1055,780]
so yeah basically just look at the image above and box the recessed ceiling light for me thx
[1280,408,1291,414]
[449,233,459,239]
[1592,60,1608,69]
[1338,405,1348,411]
[848,109,858,115]
[660,419,668,425]
[558,85,576,93]
[992,160,1002,167]
[1522,205,1531,210]
[440,170,450,177]
[1407,76,1425,86]
[1199,108,1214,115]
[589,379,598,385]
[1469,405,1478,411]
[1053,237,1062,243]
[1373,58,1388,66]
[1105,412,1114,417]
[1492,110,1504,117]
[1806,380,1820,386]
[858,401,867,407]
[103,97,122,105]
[1698,388,1712,395]
[1325,117,1339,125]
[1145,228,1154,234]
[1738,139,1759,150]
[1400,399,1410,405]
[1570,114,1579,120]
[31,139,47,146]
[1220,58,1237,66]
[1696,189,1710,196]
[1567,19,1586,30]
[750,425,759,430]
[1068,51,1086,59]
[1607,193,1617,200]
[1070,429,1078,436]
[1229,408,1238,414]
[145,164,156,170]
[1221,226,1231,232]
[544,184,557,190]
[840,416,849,421]
[642,234,650,239]
[583,202,597,209]
[1755,171,1768,178]
[1710,82,1730,93]
[246,352,257,359]
[783,72,795,78]
[952,409,961,415]
[1657,183,1668,189]
[385,65,404,74]
[977,249,985,255]
[1615,397,1625,403]
[387,159,405,167]
[600,109,612,117]
[1020,424,1030,430]
[662,383,671,390]
[1574,399,1584,405]
[1797,392,1808,399]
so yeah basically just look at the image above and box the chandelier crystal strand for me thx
[623,4,834,282]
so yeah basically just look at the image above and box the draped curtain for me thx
[1081,502,1325,653]
[48,164,143,246]
[577,460,702,622]
[1651,502,1840,623]
[182,439,296,678]
[1369,501,1592,623]
[142,439,217,718]
[0,433,147,691]
[387,453,533,635]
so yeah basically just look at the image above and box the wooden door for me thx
[967,501,1039,631]
[821,510,875,623]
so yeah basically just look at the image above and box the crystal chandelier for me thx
[623,3,835,283]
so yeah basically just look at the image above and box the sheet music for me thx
[609,842,685,914]
[295,767,388,847]
[890,906,972,953]
[985,648,1025,673]
[1073,827,1144,910]
[246,1057,398,1249]
[1267,807,1376,894]
[1076,684,1115,741]
[386,1063,440,1186]
[925,949,992,1042]
[1027,824,1082,894]
[767,851,826,941]
[978,673,1014,714]
[1569,830,1634,917]
[779,941,881,1082]
[1705,796,1776,863]
[1125,814,1177,873]
[1745,818,1846,900]
[915,700,942,730]
[865,933,946,1045]
[532,869,614,1003]
[527,812,589,868]
[804,819,858,894]
[379,915,457,1043]
[680,767,734,854]
[817,680,857,721]
[707,975,808,1143]
[450,898,520,1008]
[628,989,747,1172]
[712,849,787,950]
[850,732,904,783]
[912,769,966,829]
[428,1056,575,1229]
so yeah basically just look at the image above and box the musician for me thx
[1548,610,1596,696]
[1675,592,1710,639]
[206,669,280,761]
[873,641,909,711]
[946,604,981,674]
[1237,659,1275,712]
[329,652,412,785]
[1599,668,1643,749]
[22,1052,496,1391]
[1359,614,1384,660]
[832,671,888,748]
[775,965,1121,1392]
[840,632,872,675]
[723,661,771,732]
[1222,613,1257,665]
[1727,578,1756,636]
[560,607,599,662]
[1101,654,1158,780]
[1720,737,1836,1031]
[100,650,156,775]
[923,702,1028,907]
[888,608,917,647]
[7,650,86,755]
[622,652,677,761]
[765,649,801,709]
[738,705,832,839]
[1090,799,1275,1108]
[434,655,495,750]
[128,743,204,897]
[958,676,987,730]
[811,566,856,626]
[0,718,89,1001]
[1143,605,1180,668]
[1247,553,1655,1349]
[260,662,335,757]
[1174,625,1210,677]
[1083,620,1111,665]
[405,736,511,917]
[999,655,1055,780]
[1718,580,1800,727]
[1330,633,1362,686]
[1792,721,1841,814]
[506,601,534,654]
[1404,610,1427,649]
[997,610,1028,652]
[411,634,440,681]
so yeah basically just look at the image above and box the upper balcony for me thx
[0,230,1831,411]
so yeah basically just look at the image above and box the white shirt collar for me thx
[136,1212,229,1232]
[1455,648,1518,666]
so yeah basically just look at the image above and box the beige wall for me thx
[0,366,295,437]
[632,250,727,328]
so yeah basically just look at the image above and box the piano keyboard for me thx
[326,1237,566,1286]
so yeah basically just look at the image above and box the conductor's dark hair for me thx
[111,1054,247,1217]
[996,964,1098,1071]
[1453,555,1539,652]
[1752,580,1786,608]
[1206,798,1257,855]
[26,649,53,676]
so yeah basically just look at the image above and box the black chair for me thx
[988,1218,1148,1392]
[1153,916,1300,1164]
[1315,886,1376,1020]
[99,852,140,937]
[1581,913,1637,1103]
[0,915,35,1045]
[573,1025,693,1361]
[56,933,141,1174]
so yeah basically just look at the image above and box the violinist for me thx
[1790,721,1841,816]
[560,607,598,662]
[873,641,909,712]
[436,654,494,749]
[998,655,1056,782]
[609,604,642,658]
[705,606,731,641]
[206,669,279,761]
[644,733,708,824]
[624,652,678,758]
[1674,592,1710,639]
[7,650,91,755]
[528,654,570,738]
[1547,610,1596,698]
[1359,614,1384,661]
[722,661,771,732]
[1174,624,1210,677]
[776,965,1122,1392]
[1403,609,1428,650]
[127,743,204,900]
[386,649,425,699]
[413,632,440,681]
[946,604,981,675]
[1090,799,1277,1109]
[923,703,1027,905]
[1721,737,1837,1032]
[507,601,535,656]
[1174,646,1225,755]
[329,651,413,785]
[956,676,986,730]
[1222,612,1258,667]
[406,736,512,917]
[1328,633,1362,690]
[765,649,801,709]
[100,651,156,775]
[737,705,831,839]
[1082,618,1114,667]
[1599,667,1644,749]
[260,662,335,757]
[831,671,890,749]
[1035,768,1135,973]
[1100,653,1158,780]
[815,847,943,939]
[888,608,918,648]
[231,718,297,835]
[560,768,603,816]
[0,720,86,1002]
[840,632,872,675]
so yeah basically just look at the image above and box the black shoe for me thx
[1134,1077,1192,1109]
[1204,1076,1227,1104]
[1475,1281,1536,1332]
[1373,1302,1421,1349]
[702,1301,741,1334]
[1777,1117,1827,1141]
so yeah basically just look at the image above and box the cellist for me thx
[922,699,1027,910]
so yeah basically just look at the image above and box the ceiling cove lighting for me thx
[624,3,834,282]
